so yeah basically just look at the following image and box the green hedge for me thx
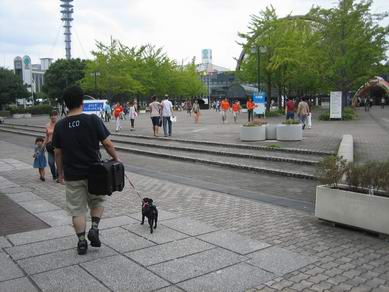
[318,106,357,121]
[10,105,53,115]
[0,110,11,117]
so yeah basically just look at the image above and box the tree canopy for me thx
[0,68,29,108]
[80,40,206,101]
[42,58,86,101]
[238,0,388,105]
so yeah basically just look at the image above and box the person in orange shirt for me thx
[246,97,255,122]
[220,98,230,123]
[113,103,123,132]
[232,100,241,123]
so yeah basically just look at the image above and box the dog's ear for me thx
[149,199,153,203]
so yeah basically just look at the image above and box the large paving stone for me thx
[0,277,38,292]
[18,199,60,214]
[178,262,275,292]
[0,187,31,194]
[7,225,74,245]
[17,245,116,274]
[126,237,214,266]
[156,286,185,292]
[99,215,138,229]
[161,217,218,236]
[198,230,270,255]
[35,210,71,227]
[5,236,75,260]
[246,246,317,276]
[32,265,110,292]
[100,227,155,252]
[149,247,247,283]
[123,223,188,244]
[5,192,41,203]
[81,254,169,291]
[0,252,24,281]
[0,236,11,248]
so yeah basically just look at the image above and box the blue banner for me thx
[253,94,266,115]
[83,102,104,112]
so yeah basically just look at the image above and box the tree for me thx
[0,68,29,109]
[42,58,86,101]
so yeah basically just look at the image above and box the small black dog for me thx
[141,198,158,233]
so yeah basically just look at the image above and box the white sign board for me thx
[330,91,342,119]
[82,99,107,116]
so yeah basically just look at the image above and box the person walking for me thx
[381,97,386,109]
[192,100,200,124]
[246,98,255,122]
[103,101,111,122]
[52,85,119,255]
[285,98,295,120]
[364,97,369,112]
[149,96,162,137]
[44,111,59,182]
[220,98,230,123]
[33,137,47,181]
[232,100,241,123]
[186,100,192,116]
[128,101,137,131]
[297,97,310,130]
[113,103,123,132]
[161,95,173,137]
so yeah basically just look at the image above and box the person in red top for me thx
[246,98,255,122]
[285,98,295,120]
[220,98,230,123]
[232,100,241,123]
[113,103,123,132]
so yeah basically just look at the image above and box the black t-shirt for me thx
[52,113,110,181]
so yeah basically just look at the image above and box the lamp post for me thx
[251,46,267,94]
[91,71,101,99]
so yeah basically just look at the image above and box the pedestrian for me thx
[128,101,137,131]
[149,96,162,136]
[44,111,59,182]
[232,100,241,123]
[297,97,310,130]
[161,94,173,137]
[33,137,47,181]
[369,97,374,108]
[192,100,200,124]
[113,103,123,132]
[216,100,220,112]
[246,97,255,122]
[285,97,295,120]
[123,103,129,120]
[186,100,192,116]
[381,97,386,109]
[220,98,230,123]
[364,97,369,112]
[52,85,119,255]
[61,102,67,117]
[103,101,111,122]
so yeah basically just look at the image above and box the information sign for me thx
[330,91,342,119]
[253,94,266,115]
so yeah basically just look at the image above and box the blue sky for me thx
[0,0,387,70]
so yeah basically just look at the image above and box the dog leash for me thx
[124,173,143,202]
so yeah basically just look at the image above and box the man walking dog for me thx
[53,85,119,255]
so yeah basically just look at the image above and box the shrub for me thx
[317,155,348,188]
[345,163,362,191]
[243,118,267,127]
[282,119,300,125]
[318,107,357,121]
[266,109,283,117]
[10,105,53,115]
[318,112,330,121]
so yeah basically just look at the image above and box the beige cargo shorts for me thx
[65,179,105,216]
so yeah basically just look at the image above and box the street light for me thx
[91,71,101,99]
[251,46,267,94]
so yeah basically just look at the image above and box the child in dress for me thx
[33,137,47,181]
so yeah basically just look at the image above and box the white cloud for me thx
[0,0,387,69]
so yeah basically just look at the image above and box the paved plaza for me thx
[1,107,389,291]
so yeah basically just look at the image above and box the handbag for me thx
[45,142,55,153]
[170,116,177,123]
[158,116,163,127]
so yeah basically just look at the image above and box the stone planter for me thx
[276,124,302,141]
[23,113,32,118]
[240,125,266,141]
[315,185,389,235]
[265,124,277,140]
[12,114,24,119]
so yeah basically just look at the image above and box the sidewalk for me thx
[1,142,389,291]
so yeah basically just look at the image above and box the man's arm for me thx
[54,148,64,182]
[101,138,119,161]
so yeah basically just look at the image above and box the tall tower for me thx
[60,0,74,60]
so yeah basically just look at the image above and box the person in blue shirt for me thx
[103,101,111,122]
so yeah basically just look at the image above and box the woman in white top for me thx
[149,95,162,136]
[128,101,137,131]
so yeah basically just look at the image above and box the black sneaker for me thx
[77,240,88,255]
[88,228,101,247]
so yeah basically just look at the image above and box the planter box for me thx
[315,185,389,235]
[23,113,32,118]
[276,124,302,141]
[12,114,24,119]
[266,124,277,140]
[240,125,266,141]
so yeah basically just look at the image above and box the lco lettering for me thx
[69,120,80,128]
